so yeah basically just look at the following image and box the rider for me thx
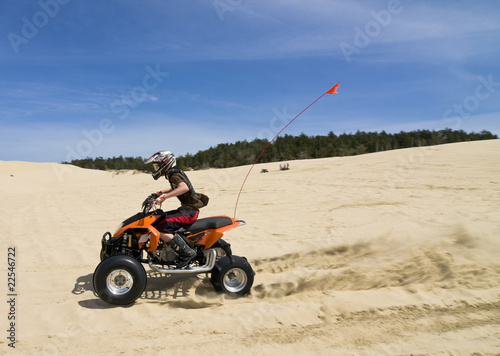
[144,151,209,268]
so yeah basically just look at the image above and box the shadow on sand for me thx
[73,270,220,309]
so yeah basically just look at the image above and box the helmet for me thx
[144,151,176,180]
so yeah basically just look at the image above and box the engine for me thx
[150,243,178,264]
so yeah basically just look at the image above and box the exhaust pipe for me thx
[147,249,217,275]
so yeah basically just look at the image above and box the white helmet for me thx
[144,151,176,180]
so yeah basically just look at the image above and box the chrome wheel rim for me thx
[106,269,133,295]
[223,268,247,293]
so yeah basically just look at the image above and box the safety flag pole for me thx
[233,82,340,219]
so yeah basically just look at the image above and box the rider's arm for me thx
[155,182,189,203]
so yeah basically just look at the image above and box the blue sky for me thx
[1,0,499,163]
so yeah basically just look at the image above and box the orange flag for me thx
[326,82,340,94]
[234,81,340,218]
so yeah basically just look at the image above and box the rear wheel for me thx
[93,254,147,305]
[210,255,254,295]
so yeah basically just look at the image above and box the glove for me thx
[142,193,159,211]
[148,200,160,210]
[153,195,167,206]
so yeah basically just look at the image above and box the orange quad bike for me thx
[93,195,255,305]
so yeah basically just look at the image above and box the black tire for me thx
[93,254,147,305]
[210,255,254,295]
[211,239,232,256]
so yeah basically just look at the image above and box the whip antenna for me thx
[233,82,340,219]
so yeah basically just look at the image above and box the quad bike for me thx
[93,195,255,305]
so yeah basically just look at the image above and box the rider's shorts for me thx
[154,208,199,234]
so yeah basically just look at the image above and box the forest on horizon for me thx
[63,129,498,172]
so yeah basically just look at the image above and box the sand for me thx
[1,140,499,355]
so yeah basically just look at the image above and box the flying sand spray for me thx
[233,82,340,218]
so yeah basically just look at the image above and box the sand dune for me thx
[1,140,499,355]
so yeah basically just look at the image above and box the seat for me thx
[188,216,233,234]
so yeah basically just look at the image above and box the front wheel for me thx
[210,255,254,295]
[93,254,147,305]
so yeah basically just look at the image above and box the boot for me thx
[168,234,196,269]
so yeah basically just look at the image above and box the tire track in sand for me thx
[250,233,500,297]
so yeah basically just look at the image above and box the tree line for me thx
[63,129,497,171]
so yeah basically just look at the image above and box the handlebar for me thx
[141,193,160,214]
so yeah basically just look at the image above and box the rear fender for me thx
[187,218,244,249]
